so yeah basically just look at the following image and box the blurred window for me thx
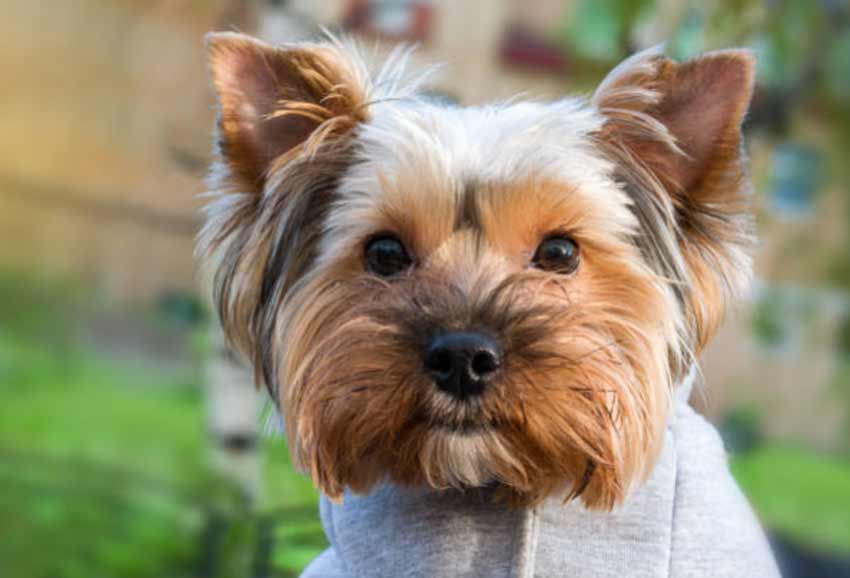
[767,142,821,218]
[343,0,433,43]
[499,0,569,73]
[500,25,568,73]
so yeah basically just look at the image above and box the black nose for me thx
[424,331,502,399]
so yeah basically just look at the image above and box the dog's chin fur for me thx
[200,33,756,510]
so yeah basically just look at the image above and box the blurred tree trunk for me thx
[206,326,265,502]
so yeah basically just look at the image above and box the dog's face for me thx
[201,33,755,509]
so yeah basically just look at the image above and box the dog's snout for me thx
[424,331,502,399]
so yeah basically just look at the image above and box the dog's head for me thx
[200,33,755,509]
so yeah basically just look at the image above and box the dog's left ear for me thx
[593,48,756,350]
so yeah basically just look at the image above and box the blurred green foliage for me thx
[0,271,323,578]
[721,405,763,454]
[561,0,652,61]
[732,446,850,554]
[751,290,789,348]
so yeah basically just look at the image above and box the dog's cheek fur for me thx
[497,260,674,509]
[199,143,355,380]
[276,235,676,510]
[273,272,429,499]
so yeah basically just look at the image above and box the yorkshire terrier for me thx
[200,32,755,513]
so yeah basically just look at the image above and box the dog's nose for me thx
[424,331,502,399]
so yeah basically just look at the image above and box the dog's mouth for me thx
[412,382,513,435]
[429,415,495,435]
[414,403,507,435]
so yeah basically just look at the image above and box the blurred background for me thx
[2,1,850,576]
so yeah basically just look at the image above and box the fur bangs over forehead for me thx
[200,32,756,508]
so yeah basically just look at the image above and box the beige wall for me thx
[298,0,579,103]
[0,0,228,300]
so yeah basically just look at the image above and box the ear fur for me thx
[593,47,756,351]
[201,33,371,374]
[206,31,370,193]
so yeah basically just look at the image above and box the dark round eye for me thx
[364,235,412,277]
[532,235,580,273]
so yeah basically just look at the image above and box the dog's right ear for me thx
[202,33,370,373]
[206,32,369,193]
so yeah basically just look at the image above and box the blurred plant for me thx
[560,0,653,61]
[721,405,763,454]
[731,445,850,555]
[837,313,850,360]
[0,269,82,346]
[751,289,789,349]
[831,313,850,456]
[158,291,208,329]
[0,272,323,578]
[823,27,850,103]
[765,142,823,217]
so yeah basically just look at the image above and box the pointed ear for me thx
[201,33,370,370]
[594,47,755,193]
[593,48,756,350]
[205,32,368,193]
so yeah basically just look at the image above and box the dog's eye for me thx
[533,235,580,274]
[364,235,412,277]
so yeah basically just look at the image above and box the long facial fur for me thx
[200,35,755,510]
[277,241,675,509]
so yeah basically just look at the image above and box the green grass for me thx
[731,446,850,555]
[0,271,323,578]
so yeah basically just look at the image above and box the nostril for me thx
[426,347,453,376]
[471,349,500,376]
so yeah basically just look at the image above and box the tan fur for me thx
[200,35,755,511]
[593,48,755,353]
[275,177,677,509]
[206,32,370,191]
[199,34,371,376]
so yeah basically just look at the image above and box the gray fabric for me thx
[300,374,780,578]
[665,403,779,577]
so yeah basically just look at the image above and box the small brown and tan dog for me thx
[199,32,755,512]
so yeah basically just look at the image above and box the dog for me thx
[200,32,779,577]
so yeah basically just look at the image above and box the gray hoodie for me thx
[300,375,781,578]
